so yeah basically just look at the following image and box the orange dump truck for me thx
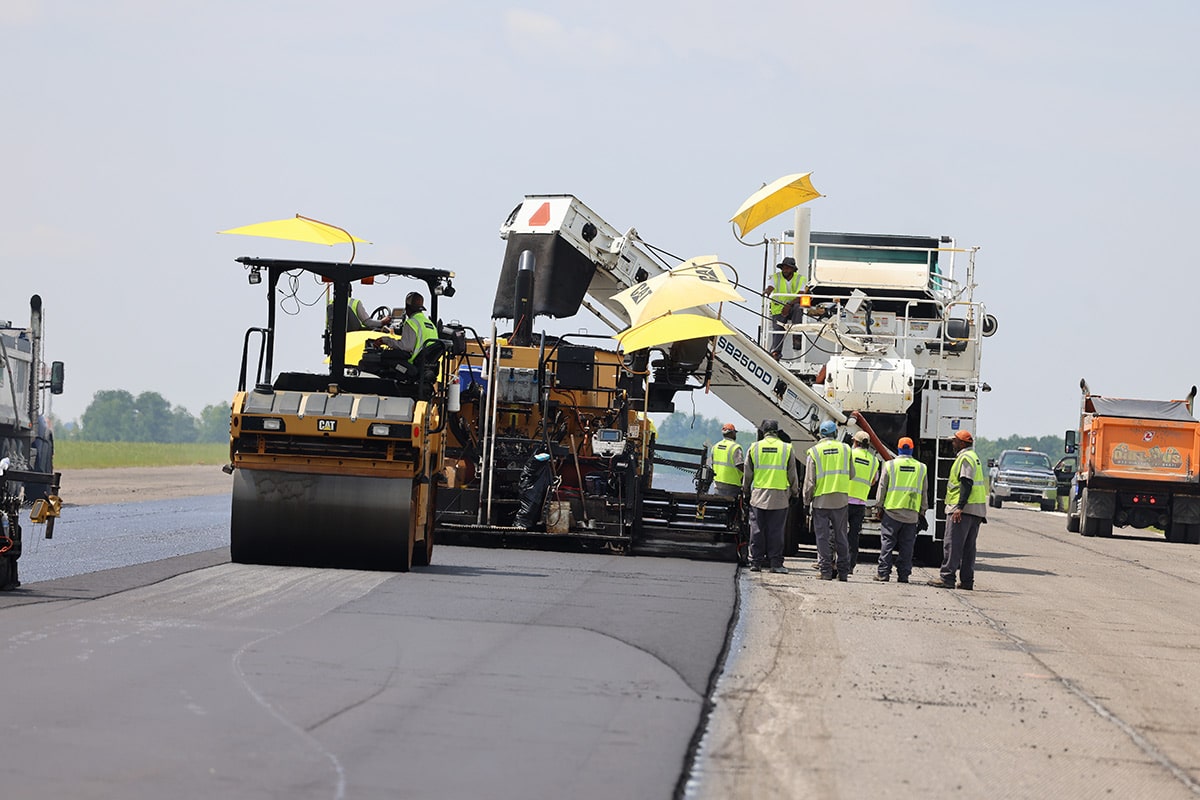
[1065,379,1200,543]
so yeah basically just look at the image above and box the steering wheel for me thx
[370,305,392,321]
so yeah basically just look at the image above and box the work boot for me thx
[926,578,953,588]
[897,576,909,583]
[770,566,789,574]
[749,563,762,572]
[956,582,973,590]
[872,574,889,582]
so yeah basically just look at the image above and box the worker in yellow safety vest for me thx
[928,429,988,590]
[804,419,854,581]
[873,436,929,583]
[741,419,798,574]
[709,423,744,498]
[765,257,806,359]
[847,430,881,575]
[327,283,394,333]
[397,292,438,363]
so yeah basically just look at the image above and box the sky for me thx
[3,0,1198,440]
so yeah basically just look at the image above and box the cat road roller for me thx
[228,256,459,571]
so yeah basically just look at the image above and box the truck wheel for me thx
[1066,513,1080,533]
[1040,500,1056,512]
[1189,524,1200,545]
[991,496,1002,509]
[912,536,942,568]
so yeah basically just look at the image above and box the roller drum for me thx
[231,469,414,571]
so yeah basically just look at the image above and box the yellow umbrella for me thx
[729,173,822,238]
[219,213,371,262]
[611,256,744,328]
[614,313,732,352]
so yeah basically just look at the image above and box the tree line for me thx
[655,413,1071,466]
[54,393,1075,461]
[53,390,229,443]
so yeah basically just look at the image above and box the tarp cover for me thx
[1088,397,1196,421]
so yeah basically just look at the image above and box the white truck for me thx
[1,295,65,589]
[496,195,996,564]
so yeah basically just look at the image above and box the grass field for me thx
[54,442,227,469]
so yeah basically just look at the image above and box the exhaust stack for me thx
[511,250,535,347]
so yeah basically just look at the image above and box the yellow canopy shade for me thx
[219,214,371,261]
[729,173,822,238]
[611,256,744,328]
[614,313,732,353]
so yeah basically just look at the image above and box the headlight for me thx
[262,418,283,431]
[370,424,390,437]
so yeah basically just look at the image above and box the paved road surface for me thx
[694,505,1200,798]
[2,544,736,799]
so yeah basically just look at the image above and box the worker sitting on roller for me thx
[328,283,394,333]
[396,291,438,362]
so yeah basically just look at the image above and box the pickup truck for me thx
[988,447,1058,511]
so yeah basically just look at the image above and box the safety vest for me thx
[946,448,988,506]
[404,311,438,363]
[748,436,792,490]
[806,440,852,496]
[883,456,927,513]
[848,446,880,501]
[769,272,806,316]
[711,439,743,486]
[328,297,367,332]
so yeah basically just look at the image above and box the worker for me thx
[397,291,438,362]
[329,283,393,333]
[710,423,744,498]
[928,429,988,590]
[846,430,881,575]
[804,419,853,581]
[765,256,806,359]
[873,437,929,583]
[742,419,798,574]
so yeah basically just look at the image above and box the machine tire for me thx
[912,536,942,568]
[1079,489,1097,536]
[1066,513,1080,533]
[1040,500,1056,512]
[992,496,1002,509]
[1164,521,1198,544]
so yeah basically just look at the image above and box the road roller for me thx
[228,256,459,571]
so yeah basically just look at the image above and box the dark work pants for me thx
[770,307,804,355]
[940,512,983,587]
[750,506,786,568]
[847,503,866,572]
[811,505,850,578]
[878,511,917,580]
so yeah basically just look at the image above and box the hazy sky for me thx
[4,1,1197,439]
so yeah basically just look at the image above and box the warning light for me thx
[800,295,812,307]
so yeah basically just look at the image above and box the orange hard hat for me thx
[953,429,974,444]
[721,423,737,433]
[898,436,914,450]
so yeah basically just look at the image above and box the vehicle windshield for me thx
[1000,451,1052,470]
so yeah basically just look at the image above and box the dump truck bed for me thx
[1082,409,1199,484]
